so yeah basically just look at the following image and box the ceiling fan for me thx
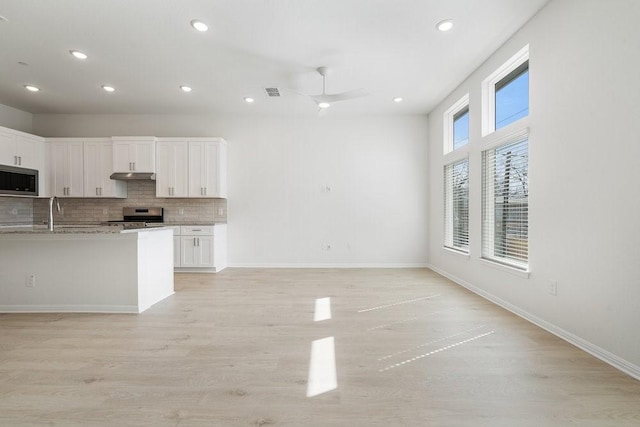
[294,67,369,114]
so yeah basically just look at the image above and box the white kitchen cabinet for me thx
[83,139,127,198]
[188,139,227,198]
[173,224,226,272]
[156,141,188,197]
[50,140,84,197]
[112,137,156,173]
[0,127,42,170]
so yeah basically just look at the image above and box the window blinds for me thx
[444,159,469,252]
[482,138,528,269]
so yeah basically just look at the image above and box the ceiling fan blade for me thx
[311,88,369,104]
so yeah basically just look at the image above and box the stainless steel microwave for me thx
[0,165,38,196]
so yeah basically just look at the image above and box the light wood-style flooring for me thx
[1,268,639,426]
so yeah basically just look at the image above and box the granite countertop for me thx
[0,225,175,235]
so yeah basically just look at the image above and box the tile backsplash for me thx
[25,181,226,225]
[0,197,34,225]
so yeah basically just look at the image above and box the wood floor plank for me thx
[0,268,639,426]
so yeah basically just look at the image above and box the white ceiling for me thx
[0,0,550,117]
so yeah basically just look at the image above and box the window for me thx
[443,94,469,154]
[482,44,529,136]
[495,61,529,130]
[482,136,528,269]
[453,107,469,150]
[444,159,469,253]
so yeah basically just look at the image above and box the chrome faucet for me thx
[48,196,61,231]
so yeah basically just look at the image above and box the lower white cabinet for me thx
[172,224,226,272]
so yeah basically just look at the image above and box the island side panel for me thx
[0,234,139,313]
[136,229,174,313]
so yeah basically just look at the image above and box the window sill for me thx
[480,257,530,278]
[443,247,470,259]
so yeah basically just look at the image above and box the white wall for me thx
[0,103,33,133]
[33,113,429,267]
[427,0,640,376]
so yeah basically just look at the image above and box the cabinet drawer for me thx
[180,225,213,235]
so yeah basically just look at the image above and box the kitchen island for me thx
[0,226,174,313]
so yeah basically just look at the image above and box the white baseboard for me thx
[228,263,429,268]
[0,305,139,314]
[427,264,640,381]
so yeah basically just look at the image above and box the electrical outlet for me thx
[178,208,184,216]
[217,207,224,216]
[549,280,557,296]
[27,275,36,288]
[10,208,18,215]
[102,208,109,215]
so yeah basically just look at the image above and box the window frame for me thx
[481,44,529,137]
[443,94,470,154]
[481,129,529,271]
[444,158,470,254]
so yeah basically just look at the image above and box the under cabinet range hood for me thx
[109,172,156,181]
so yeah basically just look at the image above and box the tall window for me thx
[482,137,528,269]
[444,159,469,253]
[495,61,529,130]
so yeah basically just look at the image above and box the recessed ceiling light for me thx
[180,85,192,92]
[393,97,403,103]
[69,50,88,60]
[244,97,255,103]
[101,85,115,92]
[318,102,331,109]
[24,85,39,92]
[436,19,454,32]
[190,20,208,32]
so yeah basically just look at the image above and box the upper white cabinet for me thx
[156,138,227,199]
[112,137,156,173]
[50,140,84,197]
[0,127,42,170]
[84,140,127,198]
[188,139,227,198]
[156,140,188,197]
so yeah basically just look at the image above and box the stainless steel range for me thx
[106,207,164,229]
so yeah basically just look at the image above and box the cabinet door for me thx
[198,236,215,267]
[132,141,155,172]
[52,142,84,197]
[180,236,198,267]
[0,131,16,166]
[14,136,38,169]
[97,141,126,197]
[112,141,133,173]
[83,142,101,196]
[188,141,223,198]
[156,141,188,197]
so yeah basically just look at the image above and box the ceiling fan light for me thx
[436,19,454,32]
[190,20,208,32]
[318,102,331,109]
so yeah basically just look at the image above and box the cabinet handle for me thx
[14,156,18,165]
[100,187,103,196]
[132,162,136,171]
[203,187,207,196]
[19,156,22,165]
[96,187,99,196]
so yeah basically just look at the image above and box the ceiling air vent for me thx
[265,87,280,97]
